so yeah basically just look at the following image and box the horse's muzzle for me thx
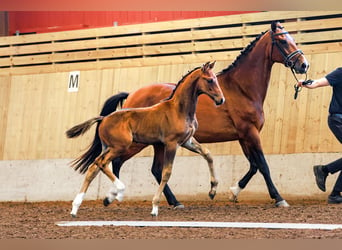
[215,97,225,106]
[295,61,309,74]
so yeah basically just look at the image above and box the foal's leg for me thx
[112,143,183,208]
[151,144,184,208]
[96,148,126,206]
[151,144,177,216]
[182,137,218,199]
[70,163,100,217]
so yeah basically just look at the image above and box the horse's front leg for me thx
[182,137,218,200]
[152,144,184,208]
[151,144,177,216]
[232,131,289,207]
[71,163,100,217]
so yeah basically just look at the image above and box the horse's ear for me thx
[202,61,211,72]
[271,21,279,32]
[209,61,216,69]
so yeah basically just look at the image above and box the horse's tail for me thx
[66,116,103,138]
[100,92,129,116]
[67,92,130,174]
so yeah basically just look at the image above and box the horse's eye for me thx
[207,78,214,84]
[279,39,287,45]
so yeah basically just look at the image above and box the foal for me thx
[66,61,224,216]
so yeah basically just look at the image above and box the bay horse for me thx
[66,61,224,217]
[72,21,309,208]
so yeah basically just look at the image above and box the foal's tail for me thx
[66,116,103,138]
[67,92,130,174]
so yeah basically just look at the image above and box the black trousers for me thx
[326,114,342,192]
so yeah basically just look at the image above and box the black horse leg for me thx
[112,158,122,177]
[152,144,183,208]
[232,138,289,207]
[238,161,258,189]
[249,148,285,203]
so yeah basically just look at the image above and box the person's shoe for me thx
[313,165,328,192]
[328,195,342,204]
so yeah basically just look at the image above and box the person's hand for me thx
[297,79,314,88]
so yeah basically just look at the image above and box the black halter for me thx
[270,30,308,99]
[271,31,304,68]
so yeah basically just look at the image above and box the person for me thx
[298,67,342,204]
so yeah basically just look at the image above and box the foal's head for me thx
[196,61,225,105]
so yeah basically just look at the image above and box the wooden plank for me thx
[301,42,342,54]
[0,57,11,67]
[302,53,327,152]
[0,75,11,159]
[261,63,283,153]
[287,17,342,32]
[295,30,342,44]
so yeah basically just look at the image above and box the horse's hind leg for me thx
[70,164,100,217]
[182,137,218,200]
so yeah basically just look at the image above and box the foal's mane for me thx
[218,30,267,75]
[163,66,202,101]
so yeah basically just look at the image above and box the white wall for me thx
[0,153,338,203]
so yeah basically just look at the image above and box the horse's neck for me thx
[220,36,274,103]
[170,77,199,119]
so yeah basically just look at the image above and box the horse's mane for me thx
[163,66,202,101]
[218,30,268,75]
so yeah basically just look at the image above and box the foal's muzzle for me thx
[215,97,225,106]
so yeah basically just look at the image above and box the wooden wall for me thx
[1,11,342,161]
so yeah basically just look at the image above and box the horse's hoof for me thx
[275,200,290,207]
[228,192,238,203]
[70,213,77,218]
[229,184,242,202]
[209,191,216,200]
[173,203,185,209]
[103,197,111,206]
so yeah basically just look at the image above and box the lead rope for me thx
[293,67,308,100]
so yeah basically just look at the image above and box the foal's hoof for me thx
[209,190,216,200]
[103,197,111,207]
[275,200,290,207]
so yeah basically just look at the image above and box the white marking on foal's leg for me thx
[70,192,85,217]
[229,182,242,202]
[114,178,125,202]
[106,178,126,204]
[151,204,159,217]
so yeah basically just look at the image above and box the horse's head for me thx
[199,61,225,105]
[270,21,309,74]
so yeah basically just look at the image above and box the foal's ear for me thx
[202,61,215,72]
[209,61,216,69]
[202,61,211,72]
